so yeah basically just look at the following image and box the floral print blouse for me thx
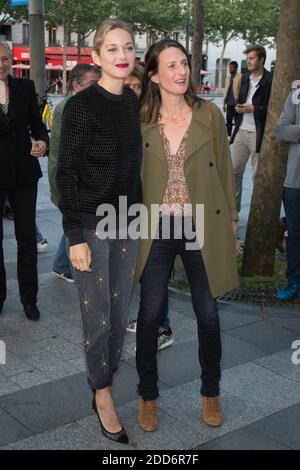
[158,122,192,216]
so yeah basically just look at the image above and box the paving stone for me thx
[0,307,24,326]
[0,408,33,447]
[23,350,84,380]
[1,320,53,342]
[0,376,21,396]
[221,333,268,369]
[249,403,300,450]
[167,309,197,331]
[196,426,291,450]
[0,422,117,450]
[0,372,92,434]
[4,334,80,360]
[156,380,274,439]
[122,342,136,360]
[218,309,262,332]
[254,349,300,382]
[226,320,298,354]
[0,350,35,378]
[263,309,300,334]
[39,317,82,344]
[9,370,51,389]
[168,296,195,319]
[126,340,200,388]
[80,400,207,450]
[221,362,300,412]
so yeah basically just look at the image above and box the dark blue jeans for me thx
[136,218,221,400]
[160,290,170,329]
[283,187,300,283]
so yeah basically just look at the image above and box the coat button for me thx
[145,143,149,148]
[209,162,214,167]
[216,209,221,214]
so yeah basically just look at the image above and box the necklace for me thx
[159,108,192,123]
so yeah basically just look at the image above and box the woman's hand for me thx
[69,243,92,272]
[31,140,47,157]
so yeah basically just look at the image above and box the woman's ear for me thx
[149,72,159,85]
[92,50,101,67]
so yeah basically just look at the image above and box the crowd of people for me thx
[0,16,299,444]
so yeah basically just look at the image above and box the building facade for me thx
[1,18,277,87]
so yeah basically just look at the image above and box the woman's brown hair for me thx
[139,39,201,123]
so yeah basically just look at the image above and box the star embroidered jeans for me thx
[72,229,138,391]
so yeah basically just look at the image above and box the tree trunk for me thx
[62,22,68,95]
[217,40,227,90]
[146,28,151,50]
[241,0,300,276]
[185,0,191,54]
[77,32,81,59]
[191,0,204,90]
[29,0,45,100]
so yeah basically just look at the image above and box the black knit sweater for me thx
[56,83,143,246]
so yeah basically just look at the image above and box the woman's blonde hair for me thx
[93,19,135,55]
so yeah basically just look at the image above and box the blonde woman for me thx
[56,20,142,444]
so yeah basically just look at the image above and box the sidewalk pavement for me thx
[0,159,299,450]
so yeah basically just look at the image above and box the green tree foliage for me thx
[240,0,279,46]
[45,0,113,39]
[204,0,279,46]
[0,0,28,27]
[202,0,279,87]
[113,0,185,42]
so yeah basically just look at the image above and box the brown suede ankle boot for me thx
[202,396,222,427]
[138,397,158,432]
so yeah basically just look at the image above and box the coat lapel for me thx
[7,75,17,122]
[142,122,166,164]
[142,102,211,164]
[185,102,211,162]
[0,105,10,128]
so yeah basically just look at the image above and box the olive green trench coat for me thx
[133,101,239,298]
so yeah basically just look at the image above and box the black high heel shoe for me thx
[92,397,129,444]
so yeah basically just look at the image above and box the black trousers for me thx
[226,104,237,137]
[136,218,221,400]
[0,184,38,305]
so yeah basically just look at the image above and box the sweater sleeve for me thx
[48,103,64,207]
[276,91,300,144]
[56,94,90,246]
[27,80,49,146]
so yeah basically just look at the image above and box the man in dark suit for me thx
[0,41,49,320]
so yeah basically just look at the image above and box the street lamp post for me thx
[29,0,46,100]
